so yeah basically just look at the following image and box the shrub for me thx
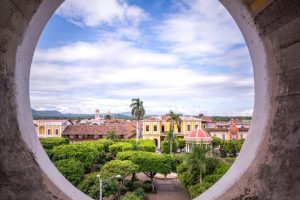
[132,181,141,190]
[40,137,69,150]
[177,138,186,150]
[124,180,133,190]
[142,182,153,193]
[134,187,144,197]
[188,182,212,199]
[120,186,129,196]
[121,192,143,200]
[109,142,132,155]
[161,139,178,154]
[137,140,156,152]
[53,158,84,186]
[96,139,114,152]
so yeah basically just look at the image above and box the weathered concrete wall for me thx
[197,0,300,199]
[0,0,91,199]
[0,0,299,199]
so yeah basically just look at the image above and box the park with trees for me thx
[39,100,245,199]
[40,134,242,199]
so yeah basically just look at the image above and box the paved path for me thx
[137,173,190,200]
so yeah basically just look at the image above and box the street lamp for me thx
[96,174,102,200]
[96,174,121,200]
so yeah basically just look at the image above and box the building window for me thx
[161,125,165,132]
[47,129,51,135]
[222,134,225,140]
[55,129,59,135]
[154,125,157,132]
[232,134,236,140]
[146,125,150,132]
[178,126,181,133]
[195,125,198,129]
[187,125,191,131]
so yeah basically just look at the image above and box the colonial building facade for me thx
[34,119,72,138]
[207,122,249,140]
[142,116,202,148]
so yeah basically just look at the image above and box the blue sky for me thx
[30,0,254,116]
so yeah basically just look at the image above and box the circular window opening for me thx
[30,1,253,199]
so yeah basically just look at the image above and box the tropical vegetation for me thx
[130,98,145,141]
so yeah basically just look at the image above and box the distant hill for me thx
[32,109,130,120]
[31,109,251,121]
[209,116,252,122]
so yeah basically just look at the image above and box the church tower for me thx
[95,109,100,120]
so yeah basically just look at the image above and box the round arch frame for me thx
[0,0,299,199]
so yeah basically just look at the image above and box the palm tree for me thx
[130,98,145,142]
[187,144,208,184]
[106,130,118,141]
[166,111,182,155]
[167,110,183,132]
[166,130,177,155]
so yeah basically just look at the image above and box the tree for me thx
[136,139,156,152]
[106,130,119,141]
[78,172,118,199]
[53,158,85,186]
[40,138,69,157]
[130,98,145,141]
[186,144,209,184]
[178,138,186,151]
[161,137,178,154]
[198,113,204,118]
[109,142,133,158]
[117,151,172,192]
[100,160,139,188]
[166,111,182,155]
[51,143,99,170]
[167,110,182,132]
[104,112,112,120]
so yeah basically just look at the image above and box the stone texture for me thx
[0,0,71,199]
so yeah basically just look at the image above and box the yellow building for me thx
[34,119,72,138]
[142,116,202,149]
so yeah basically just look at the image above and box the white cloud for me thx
[155,0,245,58]
[34,40,179,67]
[30,0,254,116]
[56,0,148,27]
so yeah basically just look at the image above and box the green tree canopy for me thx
[40,137,69,150]
[53,158,85,186]
[78,172,118,199]
[51,143,99,169]
[117,151,172,191]
[106,130,119,141]
[100,160,139,184]
[161,135,178,154]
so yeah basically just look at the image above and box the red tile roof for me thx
[185,128,212,142]
[62,123,136,136]
[202,117,213,123]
